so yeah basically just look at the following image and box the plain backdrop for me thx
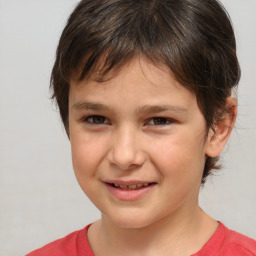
[0,0,255,255]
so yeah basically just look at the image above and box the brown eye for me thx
[93,116,105,123]
[153,117,168,125]
[85,115,108,124]
[147,117,174,126]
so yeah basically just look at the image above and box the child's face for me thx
[68,57,209,228]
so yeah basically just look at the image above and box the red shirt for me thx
[26,222,256,256]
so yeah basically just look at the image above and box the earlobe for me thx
[205,97,237,157]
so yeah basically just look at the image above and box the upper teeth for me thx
[113,183,150,189]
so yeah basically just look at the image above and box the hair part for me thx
[51,0,240,183]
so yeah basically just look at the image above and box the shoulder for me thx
[194,222,256,256]
[26,225,92,256]
[223,226,256,255]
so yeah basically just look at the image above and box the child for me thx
[27,0,256,255]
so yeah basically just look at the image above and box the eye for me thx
[83,115,110,124]
[148,117,174,126]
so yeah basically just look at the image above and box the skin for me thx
[68,57,236,256]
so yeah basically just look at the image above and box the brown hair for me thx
[51,0,240,183]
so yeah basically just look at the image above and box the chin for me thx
[105,210,159,229]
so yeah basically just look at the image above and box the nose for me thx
[108,126,146,170]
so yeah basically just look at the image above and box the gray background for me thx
[0,0,255,255]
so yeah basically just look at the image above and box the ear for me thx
[205,97,237,157]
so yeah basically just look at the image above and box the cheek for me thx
[70,134,106,201]
[150,132,206,178]
[70,132,104,177]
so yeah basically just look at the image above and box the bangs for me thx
[57,0,199,86]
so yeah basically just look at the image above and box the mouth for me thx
[104,181,157,201]
[106,182,157,190]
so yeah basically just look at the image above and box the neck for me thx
[88,206,218,256]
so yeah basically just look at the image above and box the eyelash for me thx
[82,115,175,126]
[147,117,175,126]
[83,115,110,125]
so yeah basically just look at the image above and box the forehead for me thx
[69,57,197,110]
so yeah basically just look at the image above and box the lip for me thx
[104,180,154,186]
[104,180,157,201]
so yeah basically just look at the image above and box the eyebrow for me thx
[72,101,189,114]
[136,105,189,114]
[72,102,110,111]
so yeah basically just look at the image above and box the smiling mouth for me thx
[107,182,156,190]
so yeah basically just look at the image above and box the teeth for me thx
[128,185,137,189]
[112,183,151,189]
